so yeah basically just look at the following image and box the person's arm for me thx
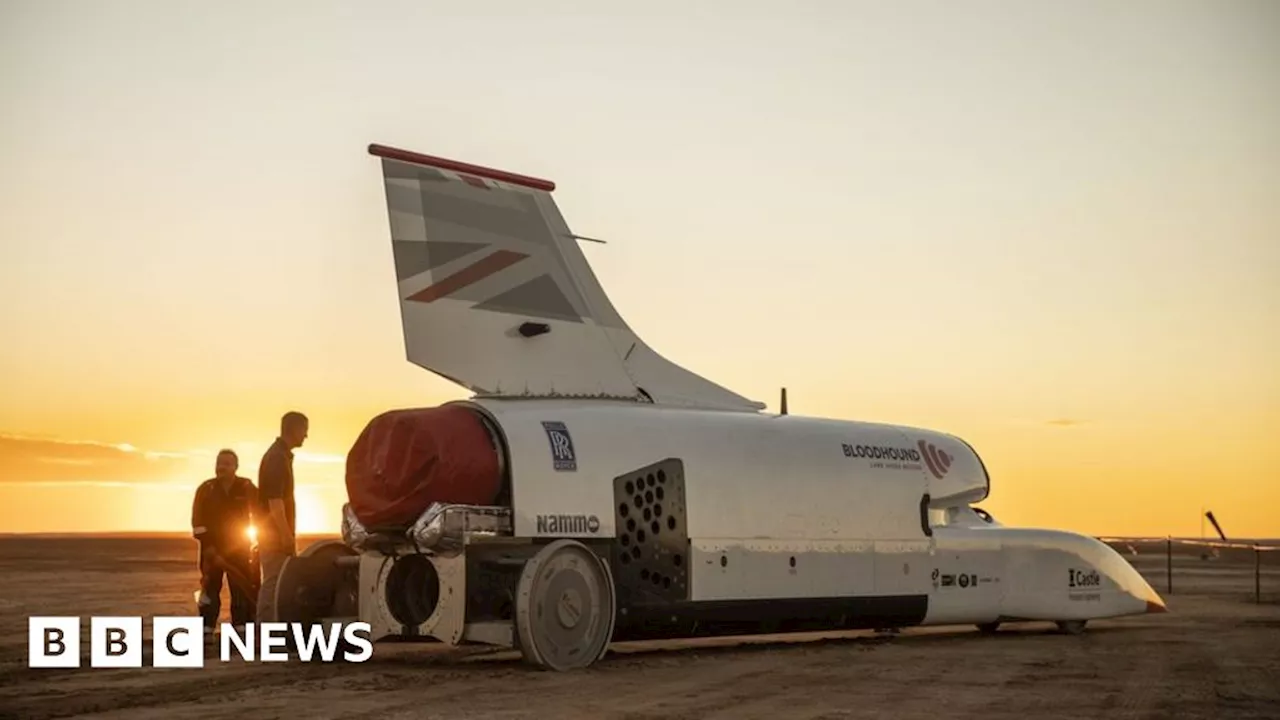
[258,455,295,553]
[191,484,215,560]
[268,499,293,553]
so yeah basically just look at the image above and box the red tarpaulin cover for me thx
[345,405,502,527]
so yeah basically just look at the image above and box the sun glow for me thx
[294,487,335,534]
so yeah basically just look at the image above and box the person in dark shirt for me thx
[255,410,308,622]
[191,449,259,629]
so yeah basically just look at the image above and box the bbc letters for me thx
[29,617,373,668]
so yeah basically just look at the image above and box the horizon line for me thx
[0,531,1276,543]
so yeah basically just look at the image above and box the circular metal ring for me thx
[515,540,616,671]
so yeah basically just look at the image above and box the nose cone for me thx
[1121,561,1172,609]
[1093,537,1169,616]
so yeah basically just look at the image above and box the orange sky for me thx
[1,1,1278,538]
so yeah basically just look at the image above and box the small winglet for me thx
[369,144,556,191]
[368,143,765,412]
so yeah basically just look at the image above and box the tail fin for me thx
[368,144,764,412]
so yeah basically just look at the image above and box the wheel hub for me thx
[557,588,584,629]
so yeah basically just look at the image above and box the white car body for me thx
[273,144,1167,671]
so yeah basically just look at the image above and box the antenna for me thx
[569,234,607,244]
[780,387,788,416]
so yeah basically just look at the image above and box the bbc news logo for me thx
[29,617,373,668]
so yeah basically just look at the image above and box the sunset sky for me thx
[2,1,1277,538]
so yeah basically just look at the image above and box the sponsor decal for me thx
[535,514,600,535]
[541,421,577,471]
[1069,592,1101,603]
[936,571,982,590]
[28,617,372,668]
[1068,568,1102,589]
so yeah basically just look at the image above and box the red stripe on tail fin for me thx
[406,250,528,303]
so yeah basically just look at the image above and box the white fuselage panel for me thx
[437,399,1163,624]
[467,398,987,542]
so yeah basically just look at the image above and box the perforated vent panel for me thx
[612,458,689,604]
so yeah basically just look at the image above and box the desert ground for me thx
[0,535,1277,720]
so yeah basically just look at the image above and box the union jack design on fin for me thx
[369,143,764,412]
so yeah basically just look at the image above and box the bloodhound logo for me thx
[918,440,953,480]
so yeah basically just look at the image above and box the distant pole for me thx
[1166,536,1173,594]
[1256,547,1262,604]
